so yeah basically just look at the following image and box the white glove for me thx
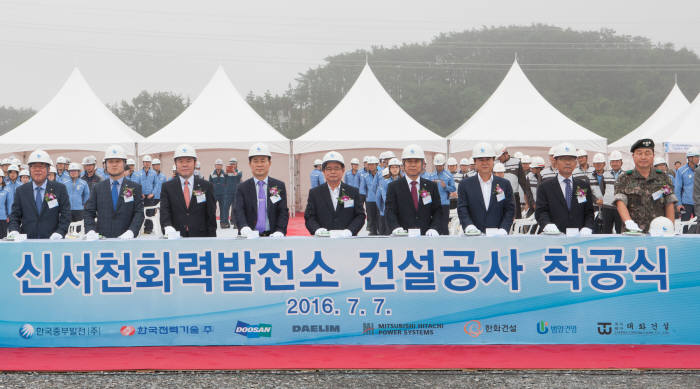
[464,225,480,235]
[270,231,284,238]
[342,229,352,237]
[579,227,593,236]
[314,228,329,237]
[425,229,439,237]
[240,226,253,236]
[164,226,180,240]
[543,224,560,234]
[7,230,20,239]
[49,232,63,240]
[85,230,99,241]
[392,227,407,236]
[119,230,134,240]
[625,220,641,232]
[497,228,508,236]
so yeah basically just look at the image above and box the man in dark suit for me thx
[8,149,71,239]
[535,143,595,235]
[457,142,515,235]
[84,145,144,240]
[235,143,289,238]
[385,144,442,236]
[160,144,217,238]
[305,151,365,236]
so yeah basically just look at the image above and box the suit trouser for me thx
[366,201,379,235]
[227,194,237,228]
[143,198,157,232]
[513,193,522,219]
[216,196,228,225]
[680,203,695,233]
[377,214,387,235]
[440,205,450,235]
[0,220,7,239]
[601,207,622,234]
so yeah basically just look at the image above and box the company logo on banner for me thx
[597,322,612,335]
[235,321,272,338]
[19,324,34,339]
[536,321,549,334]
[536,320,577,335]
[464,320,483,338]
[120,326,136,336]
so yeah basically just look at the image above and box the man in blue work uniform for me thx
[209,158,228,228]
[359,156,380,235]
[65,162,90,233]
[343,157,362,188]
[55,156,70,182]
[426,153,456,235]
[80,155,102,193]
[310,159,325,189]
[674,147,699,233]
[151,158,168,211]
[225,157,242,228]
[136,155,158,234]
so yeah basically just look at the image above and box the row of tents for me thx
[0,60,698,211]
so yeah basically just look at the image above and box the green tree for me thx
[109,91,190,137]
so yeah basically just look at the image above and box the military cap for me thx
[630,138,654,153]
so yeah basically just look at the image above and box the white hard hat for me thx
[649,216,674,237]
[378,151,388,160]
[401,144,425,160]
[104,145,127,160]
[215,159,223,165]
[174,144,197,160]
[686,147,700,157]
[322,151,345,166]
[531,156,546,168]
[350,158,360,165]
[229,157,238,163]
[19,169,29,177]
[8,164,19,172]
[388,157,401,166]
[576,149,588,157]
[592,153,606,164]
[513,151,523,159]
[494,144,506,156]
[142,155,152,162]
[609,150,623,161]
[367,156,379,164]
[433,154,446,166]
[82,155,97,165]
[554,142,577,158]
[548,146,556,155]
[382,167,391,177]
[126,159,135,166]
[68,162,81,171]
[459,158,469,166]
[313,159,323,166]
[11,157,21,166]
[0,158,8,165]
[363,156,370,163]
[248,143,271,158]
[521,155,531,164]
[447,157,458,166]
[27,149,52,165]
[56,156,67,164]
[384,151,396,159]
[152,158,161,165]
[493,162,506,173]
[467,157,475,165]
[653,156,667,166]
[49,166,57,174]
[472,142,496,159]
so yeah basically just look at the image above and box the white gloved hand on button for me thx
[342,229,352,238]
[85,230,99,241]
[543,224,560,234]
[49,232,63,240]
[164,226,180,240]
[624,220,641,232]
[392,227,407,236]
[314,228,329,237]
[497,228,508,236]
[579,227,593,236]
[425,229,439,237]
[464,224,480,235]
[270,231,284,238]
[239,226,253,236]
[8,230,20,239]
[119,230,134,240]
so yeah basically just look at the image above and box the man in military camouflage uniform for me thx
[614,139,677,233]
[495,144,533,219]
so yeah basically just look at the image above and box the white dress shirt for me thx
[557,174,573,200]
[179,175,195,194]
[406,176,421,192]
[328,183,340,211]
[253,176,270,231]
[478,174,493,209]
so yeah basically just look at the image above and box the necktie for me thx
[255,180,267,233]
[111,181,119,211]
[564,178,572,210]
[411,181,418,210]
[35,187,43,213]
[183,180,190,208]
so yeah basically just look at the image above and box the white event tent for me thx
[662,93,700,153]
[448,59,607,157]
[0,68,144,160]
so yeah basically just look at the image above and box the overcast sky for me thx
[1,0,699,108]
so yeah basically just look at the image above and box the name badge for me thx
[270,195,281,204]
[652,190,663,201]
[422,195,432,205]
[124,195,133,203]
[47,199,59,209]
[577,195,586,204]
[496,193,505,202]
[196,194,206,203]
[344,199,354,208]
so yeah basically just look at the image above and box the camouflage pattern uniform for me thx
[614,169,678,232]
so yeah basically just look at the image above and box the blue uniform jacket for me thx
[426,170,456,205]
[674,164,696,205]
[65,178,90,210]
[310,169,326,189]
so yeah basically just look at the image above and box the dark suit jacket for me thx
[535,175,595,232]
[234,177,289,235]
[160,176,217,237]
[304,183,365,235]
[385,176,442,234]
[9,180,71,239]
[84,178,144,238]
[457,175,515,232]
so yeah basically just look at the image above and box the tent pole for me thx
[446,139,451,159]
[289,140,295,218]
